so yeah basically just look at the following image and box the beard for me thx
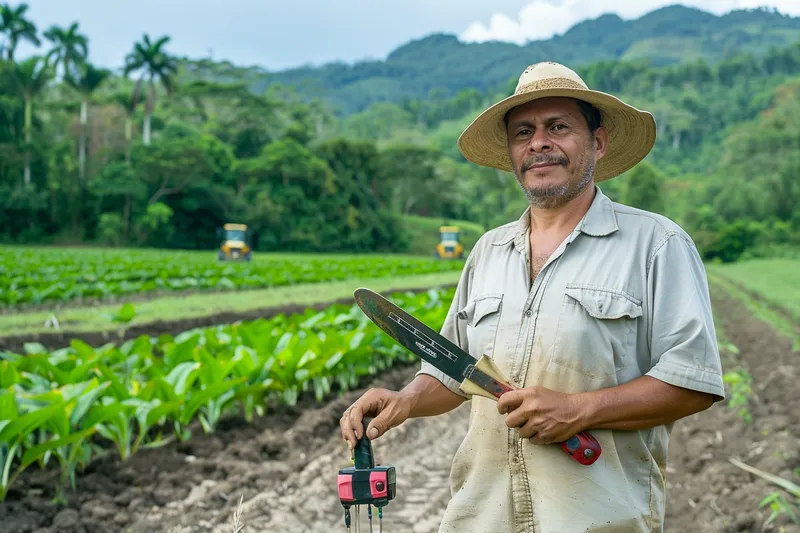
[512,143,596,209]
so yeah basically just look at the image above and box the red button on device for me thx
[370,471,387,498]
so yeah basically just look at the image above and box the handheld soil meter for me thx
[337,418,396,532]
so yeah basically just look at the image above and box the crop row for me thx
[0,287,454,500]
[0,246,464,306]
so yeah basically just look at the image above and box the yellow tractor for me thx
[218,223,253,261]
[434,225,464,259]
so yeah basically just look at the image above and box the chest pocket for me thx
[458,293,503,359]
[550,285,642,378]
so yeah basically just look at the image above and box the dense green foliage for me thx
[0,246,464,306]
[1,2,798,263]
[0,287,454,499]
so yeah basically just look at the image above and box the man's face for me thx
[505,97,608,209]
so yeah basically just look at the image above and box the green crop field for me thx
[0,246,465,307]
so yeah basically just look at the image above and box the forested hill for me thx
[182,5,800,115]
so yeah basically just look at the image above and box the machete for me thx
[353,287,601,466]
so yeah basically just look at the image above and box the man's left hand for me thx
[497,386,584,445]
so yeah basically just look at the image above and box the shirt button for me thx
[525,310,532,317]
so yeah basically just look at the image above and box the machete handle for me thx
[462,355,602,466]
[560,431,602,466]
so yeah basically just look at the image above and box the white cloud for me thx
[459,0,800,44]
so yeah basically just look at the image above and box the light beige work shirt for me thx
[417,186,726,533]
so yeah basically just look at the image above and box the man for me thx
[339,62,726,532]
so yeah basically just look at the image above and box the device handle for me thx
[353,417,375,470]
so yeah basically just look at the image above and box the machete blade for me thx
[353,288,474,380]
[353,287,514,399]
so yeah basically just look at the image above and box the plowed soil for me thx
[1,284,799,533]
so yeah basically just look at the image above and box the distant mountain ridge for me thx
[183,4,800,115]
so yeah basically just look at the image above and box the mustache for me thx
[521,154,568,172]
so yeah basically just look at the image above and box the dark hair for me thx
[575,99,602,134]
[503,98,602,133]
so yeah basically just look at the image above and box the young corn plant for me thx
[730,458,800,527]
[722,368,753,423]
[759,492,798,526]
[0,398,69,500]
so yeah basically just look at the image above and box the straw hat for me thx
[457,62,656,182]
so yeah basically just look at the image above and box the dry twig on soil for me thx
[231,495,245,533]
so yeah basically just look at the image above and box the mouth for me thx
[524,163,561,173]
[521,156,566,173]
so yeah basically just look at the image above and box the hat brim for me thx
[457,87,656,182]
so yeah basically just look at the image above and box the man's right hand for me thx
[339,387,414,451]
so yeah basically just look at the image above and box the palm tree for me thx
[67,63,111,181]
[0,2,40,60]
[111,84,141,163]
[44,22,88,82]
[8,56,52,186]
[123,34,178,145]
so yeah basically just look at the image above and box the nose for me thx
[528,128,552,153]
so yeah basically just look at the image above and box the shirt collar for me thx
[491,185,619,250]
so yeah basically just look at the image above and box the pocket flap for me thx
[458,294,503,327]
[564,286,642,320]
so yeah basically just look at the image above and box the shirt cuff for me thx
[416,361,472,399]
[646,360,726,402]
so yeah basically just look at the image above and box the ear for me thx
[593,126,609,160]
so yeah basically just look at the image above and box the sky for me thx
[13,0,800,72]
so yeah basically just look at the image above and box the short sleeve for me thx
[415,249,476,399]
[644,233,726,402]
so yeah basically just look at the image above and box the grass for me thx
[706,259,800,322]
[706,258,800,351]
[0,271,462,337]
[708,273,800,352]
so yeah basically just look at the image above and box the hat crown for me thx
[514,62,588,94]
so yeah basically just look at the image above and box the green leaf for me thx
[70,381,111,427]
[349,332,365,351]
[69,339,96,359]
[20,428,96,468]
[165,362,200,396]
[143,400,182,427]
[296,350,316,368]
[180,378,245,426]
[82,402,128,428]
[325,351,344,370]
[274,332,293,354]
[0,361,20,388]
[0,401,66,444]
[94,363,130,401]
[116,303,136,323]
[300,312,326,330]
[23,343,48,355]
